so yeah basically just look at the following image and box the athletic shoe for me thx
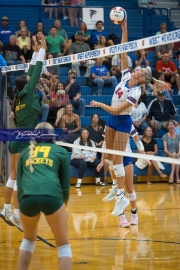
[0,207,14,226]
[111,196,130,216]
[130,214,138,225]
[9,214,23,231]
[103,185,117,201]
[119,214,130,228]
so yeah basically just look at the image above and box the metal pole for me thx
[4,74,10,180]
[0,68,3,183]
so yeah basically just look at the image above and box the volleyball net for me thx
[1,29,180,180]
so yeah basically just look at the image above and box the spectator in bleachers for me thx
[69,31,94,77]
[134,49,151,73]
[42,53,59,78]
[140,84,147,106]
[138,0,160,15]
[90,58,118,96]
[147,90,176,137]
[57,0,69,20]
[156,53,180,94]
[90,20,113,49]
[36,83,50,122]
[59,103,81,147]
[154,72,173,100]
[156,22,167,35]
[49,81,68,126]
[32,22,48,37]
[131,98,149,135]
[68,0,82,27]
[64,69,85,116]
[15,20,30,38]
[155,44,173,62]
[86,113,109,185]
[0,16,15,49]
[70,128,104,188]
[162,120,180,183]
[46,26,66,57]
[16,27,31,63]
[51,19,70,54]
[135,126,167,185]
[2,35,26,65]
[74,22,91,45]
[42,0,58,19]
[111,54,132,77]
[95,35,113,71]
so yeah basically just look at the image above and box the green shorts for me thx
[19,195,63,217]
[8,141,30,154]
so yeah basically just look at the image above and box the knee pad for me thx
[6,178,16,188]
[108,160,113,170]
[127,191,136,201]
[57,244,72,258]
[113,164,125,177]
[20,239,36,253]
[13,181,18,191]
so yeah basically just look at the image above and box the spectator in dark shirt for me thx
[31,22,48,37]
[147,91,176,137]
[0,16,15,48]
[3,35,25,65]
[64,69,85,116]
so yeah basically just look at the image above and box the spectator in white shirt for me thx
[111,54,132,77]
[131,98,149,134]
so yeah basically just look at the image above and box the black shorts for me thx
[19,195,63,217]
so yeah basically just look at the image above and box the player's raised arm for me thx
[120,20,128,71]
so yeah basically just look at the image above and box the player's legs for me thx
[124,163,138,225]
[18,212,40,270]
[45,205,71,270]
[0,153,19,225]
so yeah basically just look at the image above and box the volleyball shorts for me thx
[19,195,63,217]
[106,114,132,134]
[8,141,30,154]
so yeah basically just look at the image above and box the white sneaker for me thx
[9,214,23,231]
[111,196,130,216]
[130,213,138,225]
[63,16,68,20]
[103,186,117,201]
[119,214,130,228]
[0,207,14,226]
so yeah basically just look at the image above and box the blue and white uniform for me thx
[106,68,141,134]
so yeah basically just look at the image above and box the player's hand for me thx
[90,100,100,107]
[32,36,39,52]
[39,34,46,50]
[97,162,104,172]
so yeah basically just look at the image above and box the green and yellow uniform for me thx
[8,61,43,154]
[17,143,70,216]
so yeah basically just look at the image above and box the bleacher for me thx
[1,0,179,183]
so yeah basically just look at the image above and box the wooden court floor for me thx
[0,183,180,270]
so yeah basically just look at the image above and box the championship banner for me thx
[82,7,104,29]
[2,30,180,73]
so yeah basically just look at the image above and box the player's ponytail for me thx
[28,141,36,173]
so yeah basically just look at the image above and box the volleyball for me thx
[109,7,127,24]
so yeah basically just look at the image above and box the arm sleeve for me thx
[58,151,70,206]
[26,49,45,95]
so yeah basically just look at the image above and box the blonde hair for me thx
[147,77,169,95]
[28,122,55,173]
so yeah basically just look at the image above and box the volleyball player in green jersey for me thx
[0,35,46,228]
[17,122,71,270]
